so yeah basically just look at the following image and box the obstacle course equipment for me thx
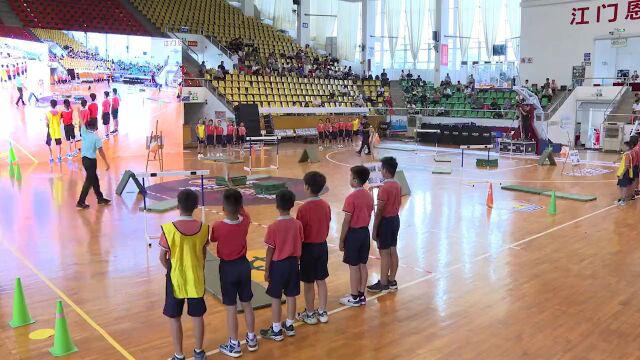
[476,158,499,167]
[244,136,281,171]
[501,185,596,202]
[432,166,452,174]
[547,191,557,215]
[49,300,78,357]
[116,170,146,196]
[215,176,248,187]
[138,198,177,212]
[204,252,280,311]
[298,147,320,163]
[538,147,557,166]
[486,183,494,208]
[252,181,287,195]
[460,145,493,168]
[8,277,35,328]
[395,170,412,196]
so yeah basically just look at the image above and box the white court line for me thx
[186,202,618,359]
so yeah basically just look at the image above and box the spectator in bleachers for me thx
[406,71,414,79]
[456,81,464,92]
[467,74,475,90]
[377,85,385,98]
[218,61,227,75]
[632,70,639,82]
[199,61,206,77]
[400,70,406,80]
[444,73,452,85]
[541,86,553,102]
[523,79,530,89]
[543,78,551,90]
[490,98,503,118]
[551,79,558,93]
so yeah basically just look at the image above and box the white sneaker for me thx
[339,295,361,307]
[316,310,329,323]
[296,311,318,325]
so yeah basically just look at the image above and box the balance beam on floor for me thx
[460,145,492,168]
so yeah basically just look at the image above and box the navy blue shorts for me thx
[45,132,62,146]
[266,256,300,298]
[219,257,253,306]
[376,215,400,250]
[300,242,329,283]
[111,108,118,119]
[346,130,353,139]
[343,227,370,266]
[226,134,234,146]
[163,267,207,318]
[206,134,215,146]
[319,133,324,140]
[618,172,633,187]
[101,112,110,125]
[633,165,639,179]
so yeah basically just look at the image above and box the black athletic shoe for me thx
[281,321,295,336]
[389,280,398,291]
[76,203,90,209]
[97,198,111,205]
[259,326,284,341]
[366,280,389,293]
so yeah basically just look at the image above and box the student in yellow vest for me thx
[616,141,634,206]
[45,99,63,163]
[159,189,209,360]
[351,117,360,146]
[195,119,206,159]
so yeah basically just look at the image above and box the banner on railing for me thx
[389,115,408,132]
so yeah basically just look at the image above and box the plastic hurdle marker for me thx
[244,136,281,171]
[459,145,493,168]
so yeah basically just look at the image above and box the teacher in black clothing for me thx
[357,116,372,156]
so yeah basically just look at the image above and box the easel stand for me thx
[146,120,164,172]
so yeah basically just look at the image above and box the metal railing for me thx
[604,79,630,122]
[162,24,234,60]
[573,77,631,87]
[183,77,235,112]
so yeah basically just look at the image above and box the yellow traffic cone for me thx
[49,300,78,357]
[8,277,36,328]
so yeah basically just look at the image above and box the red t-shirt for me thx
[210,209,251,261]
[227,125,235,135]
[317,124,324,132]
[102,99,111,113]
[206,125,215,135]
[632,145,640,166]
[112,96,120,109]
[61,109,73,126]
[215,126,224,135]
[342,188,374,228]
[88,102,99,118]
[238,126,246,136]
[378,180,402,217]
[264,217,303,261]
[296,198,331,244]
[340,122,347,130]
[80,109,90,124]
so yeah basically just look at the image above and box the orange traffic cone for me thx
[486,182,494,208]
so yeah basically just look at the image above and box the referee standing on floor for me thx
[357,116,372,156]
[76,118,111,209]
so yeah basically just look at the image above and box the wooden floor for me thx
[1,84,639,359]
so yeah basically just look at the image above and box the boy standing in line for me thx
[45,99,63,163]
[102,91,112,138]
[237,122,247,147]
[367,157,401,293]
[88,93,99,124]
[317,120,325,150]
[111,88,120,134]
[196,120,206,159]
[210,189,258,357]
[159,189,209,360]
[260,190,304,341]
[339,165,374,307]
[226,121,235,151]
[206,119,215,157]
[296,172,331,324]
[60,99,77,159]
[215,120,225,156]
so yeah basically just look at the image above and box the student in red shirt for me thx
[215,120,225,156]
[237,122,247,145]
[205,119,215,157]
[210,189,258,357]
[102,91,112,139]
[260,190,304,341]
[61,99,77,158]
[337,120,345,148]
[88,93,99,123]
[80,99,90,125]
[110,88,120,134]
[339,165,374,307]
[295,172,331,325]
[226,122,235,149]
[316,121,325,148]
[368,157,401,293]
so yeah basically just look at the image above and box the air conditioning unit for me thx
[601,122,623,152]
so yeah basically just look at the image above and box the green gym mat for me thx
[247,175,270,181]
[138,198,177,212]
[215,176,248,187]
[541,191,596,202]
[204,252,281,311]
[501,185,552,195]
[253,181,287,195]
[432,166,452,174]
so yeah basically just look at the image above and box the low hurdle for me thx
[460,144,493,168]
[135,170,210,246]
[244,136,281,171]
[414,128,441,149]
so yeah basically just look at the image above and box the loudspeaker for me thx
[293,0,300,4]
[235,104,261,137]
[432,31,439,42]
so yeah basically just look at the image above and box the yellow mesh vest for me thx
[161,222,209,298]
[47,110,61,139]
[617,152,633,177]
[197,125,205,138]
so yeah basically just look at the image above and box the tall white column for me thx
[242,0,255,17]
[433,0,443,84]
[361,0,370,72]
[297,0,311,45]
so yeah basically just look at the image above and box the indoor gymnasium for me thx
[1,0,640,359]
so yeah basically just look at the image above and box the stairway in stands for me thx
[389,81,406,111]
[0,0,20,26]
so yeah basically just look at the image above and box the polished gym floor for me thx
[1,83,637,359]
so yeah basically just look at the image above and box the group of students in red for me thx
[159,156,402,359]
[195,119,247,158]
[316,117,359,149]
[616,134,640,206]
[44,89,120,163]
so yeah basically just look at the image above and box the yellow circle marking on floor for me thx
[29,328,55,340]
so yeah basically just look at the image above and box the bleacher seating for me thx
[8,0,148,35]
[0,25,38,42]
[213,74,389,109]
[32,29,112,72]
[31,28,86,50]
